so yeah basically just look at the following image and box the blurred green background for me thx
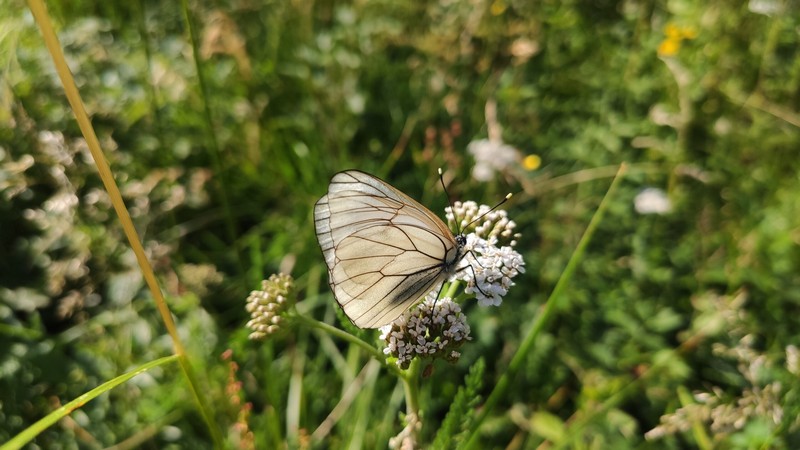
[2,0,799,448]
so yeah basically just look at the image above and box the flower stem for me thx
[292,312,404,377]
[399,359,421,443]
[401,359,421,416]
[444,280,461,299]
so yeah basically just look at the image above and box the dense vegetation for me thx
[2,0,799,448]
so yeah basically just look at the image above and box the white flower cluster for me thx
[634,187,672,215]
[379,294,471,369]
[446,201,525,307]
[446,200,520,246]
[245,273,294,340]
[457,235,525,306]
[467,139,521,182]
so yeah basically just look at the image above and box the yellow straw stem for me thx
[26,0,221,445]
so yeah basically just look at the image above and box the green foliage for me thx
[432,357,485,449]
[2,0,800,447]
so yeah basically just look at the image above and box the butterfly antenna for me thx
[438,168,463,235]
[462,192,513,232]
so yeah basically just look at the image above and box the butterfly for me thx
[314,170,467,328]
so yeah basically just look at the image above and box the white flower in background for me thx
[379,295,471,369]
[634,188,672,215]
[467,139,520,181]
[749,0,782,15]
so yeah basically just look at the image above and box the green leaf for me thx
[530,411,566,443]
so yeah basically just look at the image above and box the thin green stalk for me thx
[444,280,462,300]
[402,359,421,416]
[134,0,164,141]
[464,163,628,448]
[292,312,404,377]
[286,332,307,445]
[399,359,422,445]
[179,0,241,271]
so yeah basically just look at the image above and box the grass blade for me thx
[1,355,179,450]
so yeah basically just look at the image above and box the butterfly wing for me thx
[314,170,458,328]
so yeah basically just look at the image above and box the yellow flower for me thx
[664,23,697,40]
[664,23,682,40]
[659,23,697,56]
[658,38,681,56]
[490,0,507,15]
[523,154,541,171]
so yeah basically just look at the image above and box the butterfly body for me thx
[314,170,465,328]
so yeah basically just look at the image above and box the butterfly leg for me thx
[458,254,491,298]
[431,281,446,312]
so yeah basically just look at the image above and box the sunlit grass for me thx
[2,0,799,447]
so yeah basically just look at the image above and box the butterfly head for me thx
[446,233,467,272]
